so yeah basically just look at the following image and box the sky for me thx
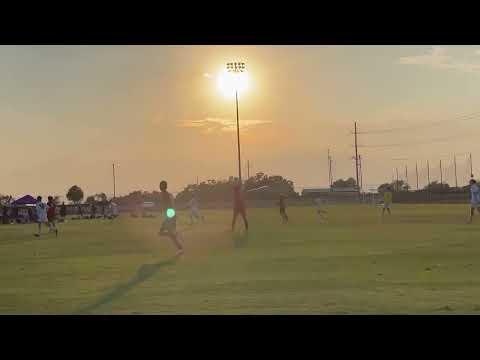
[2,45,480,198]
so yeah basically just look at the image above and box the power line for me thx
[357,110,480,135]
[356,131,480,149]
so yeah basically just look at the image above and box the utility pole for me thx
[354,122,360,193]
[440,159,443,185]
[396,167,399,192]
[416,162,419,190]
[405,165,408,191]
[112,163,116,199]
[330,155,334,191]
[454,155,458,188]
[247,160,250,180]
[427,160,430,186]
[328,149,332,188]
[359,155,363,192]
[470,153,473,178]
[427,160,431,201]
[196,176,199,186]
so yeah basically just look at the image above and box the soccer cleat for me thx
[175,249,184,257]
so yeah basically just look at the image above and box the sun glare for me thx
[217,68,249,98]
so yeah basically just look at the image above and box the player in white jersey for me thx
[314,198,328,223]
[468,179,480,223]
[34,196,49,237]
[187,193,204,225]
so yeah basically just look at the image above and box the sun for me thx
[217,68,249,98]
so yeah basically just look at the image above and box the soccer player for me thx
[34,196,49,237]
[314,198,328,223]
[232,183,248,232]
[468,179,480,223]
[158,180,184,256]
[47,196,58,236]
[187,193,204,225]
[382,186,393,217]
[278,194,289,224]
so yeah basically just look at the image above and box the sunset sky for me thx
[2,45,480,198]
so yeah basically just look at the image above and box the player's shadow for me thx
[74,257,177,314]
[233,232,249,248]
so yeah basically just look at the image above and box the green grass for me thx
[1,204,480,314]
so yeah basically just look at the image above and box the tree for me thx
[377,183,391,193]
[332,177,357,188]
[85,195,96,204]
[94,193,108,203]
[174,172,298,205]
[66,185,84,204]
[424,181,450,192]
[0,195,13,206]
[378,180,408,192]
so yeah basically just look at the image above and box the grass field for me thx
[1,204,480,314]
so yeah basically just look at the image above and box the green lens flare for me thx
[166,208,176,218]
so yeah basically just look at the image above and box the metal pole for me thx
[247,160,250,179]
[112,163,116,199]
[330,156,333,187]
[405,165,408,191]
[454,155,458,188]
[470,153,473,178]
[416,162,419,190]
[396,167,399,191]
[440,159,443,185]
[427,160,431,201]
[359,155,363,192]
[235,90,242,184]
[427,160,430,185]
[328,149,332,187]
[354,122,359,193]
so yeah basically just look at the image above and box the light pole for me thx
[112,162,116,199]
[226,61,246,184]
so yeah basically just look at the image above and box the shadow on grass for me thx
[74,257,178,314]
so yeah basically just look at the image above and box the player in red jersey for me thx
[47,196,58,237]
[232,183,248,232]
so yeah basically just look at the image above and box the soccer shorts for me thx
[383,203,391,209]
[234,207,246,218]
[160,216,177,233]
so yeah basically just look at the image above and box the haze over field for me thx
[3,45,480,197]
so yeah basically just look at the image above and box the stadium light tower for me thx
[226,61,247,184]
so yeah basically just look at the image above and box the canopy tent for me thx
[12,195,37,206]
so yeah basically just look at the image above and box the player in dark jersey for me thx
[47,196,58,237]
[278,194,289,224]
[158,180,184,256]
[232,183,248,232]
[60,202,67,220]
